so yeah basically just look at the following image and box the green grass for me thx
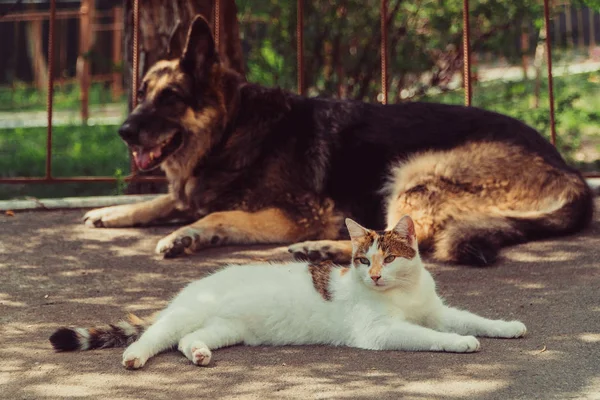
[0,82,127,112]
[0,124,130,200]
[420,71,600,168]
[0,71,598,201]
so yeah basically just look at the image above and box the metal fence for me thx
[0,0,597,186]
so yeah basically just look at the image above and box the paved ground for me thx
[1,202,599,400]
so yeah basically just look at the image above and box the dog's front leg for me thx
[84,194,176,228]
[155,208,302,258]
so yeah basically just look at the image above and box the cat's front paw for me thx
[492,320,527,338]
[441,335,480,353]
[178,339,212,366]
[122,342,151,370]
[191,344,212,366]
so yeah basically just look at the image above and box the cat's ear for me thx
[393,215,416,244]
[345,218,370,239]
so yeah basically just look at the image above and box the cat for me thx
[50,215,527,369]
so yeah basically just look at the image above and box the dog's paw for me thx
[440,335,480,353]
[83,205,135,228]
[155,227,200,258]
[288,240,351,264]
[122,342,150,370]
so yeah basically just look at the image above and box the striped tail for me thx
[49,313,153,352]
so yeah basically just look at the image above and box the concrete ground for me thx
[1,202,599,400]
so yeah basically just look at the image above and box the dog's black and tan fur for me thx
[84,15,594,266]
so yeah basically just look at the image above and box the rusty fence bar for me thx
[0,9,82,22]
[380,0,388,104]
[0,0,596,186]
[46,0,56,179]
[3,177,170,184]
[129,0,140,173]
[297,0,304,95]
[462,0,472,106]
[131,0,140,110]
[544,0,557,146]
[214,0,221,50]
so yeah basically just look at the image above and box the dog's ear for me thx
[181,15,218,81]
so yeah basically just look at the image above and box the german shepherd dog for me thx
[84,16,593,266]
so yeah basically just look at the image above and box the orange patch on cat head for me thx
[368,266,382,278]
[377,232,416,260]
[346,217,417,268]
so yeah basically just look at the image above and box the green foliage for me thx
[421,71,600,165]
[0,82,126,112]
[114,168,127,196]
[576,0,600,11]
[0,124,130,200]
[238,0,544,100]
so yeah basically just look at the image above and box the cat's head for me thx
[345,215,421,291]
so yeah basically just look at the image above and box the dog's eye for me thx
[158,88,182,105]
[355,257,370,266]
[136,88,145,103]
[384,255,396,263]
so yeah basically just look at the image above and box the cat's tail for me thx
[49,313,155,352]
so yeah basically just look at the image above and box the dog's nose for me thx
[371,275,381,282]
[118,121,137,140]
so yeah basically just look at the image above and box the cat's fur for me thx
[50,216,526,369]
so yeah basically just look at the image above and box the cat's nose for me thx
[371,275,381,282]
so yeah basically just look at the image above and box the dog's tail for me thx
[50,313,155,352]
[435,176,594,266]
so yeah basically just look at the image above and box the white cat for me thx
[50,215,527,369]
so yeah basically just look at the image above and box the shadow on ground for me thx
[1,203,599,400]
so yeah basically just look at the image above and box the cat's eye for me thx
[384,255,396,263]
[356,257,370,265]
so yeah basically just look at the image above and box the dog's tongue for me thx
[133,145,162,170]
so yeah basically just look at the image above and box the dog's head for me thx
[119,15,231,172]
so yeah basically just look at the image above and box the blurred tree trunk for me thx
[533,26,546,109]
[123,0,245,194]
[26,20,48,91]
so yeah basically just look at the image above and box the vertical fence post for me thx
[297,0,305,95]
[589,9,596,49]
[576,8,585,49]
[112,6,124,101]
[46,0,56,180]
[131,0,140,109]
[380,0,388,104]
[565,4,573,49]
[214,0,221,50]
[59,18,67,77]
[78,0,91,123]
[130,0,140,174]
[554,10,561,48]
[462,0,472,106]
[543,0,557,146]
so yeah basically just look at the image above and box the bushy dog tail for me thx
[50,313,154,352]
[435,177,594,266]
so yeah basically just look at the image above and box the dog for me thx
[83,15,594,266]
